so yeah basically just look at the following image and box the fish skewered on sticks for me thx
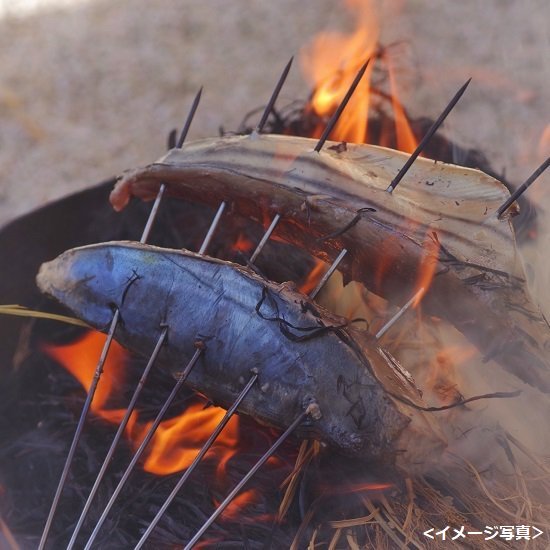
[37,241,447,470]
[110,134,550,392]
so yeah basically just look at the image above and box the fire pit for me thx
[1,3,549,550]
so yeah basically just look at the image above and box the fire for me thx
[413,233,441,308]
[232,232,255,255]
[423,344,477,406]
[38,4,492,537]
[137,403,239,475]
[385,55,418,153]
[301,0,378,143]
[43,331,129,424]
[43,331,239,476]
[297,257,327,295]
[220,489,260,521]
[325,481,393,495]
[298,0,422,306]
[538,123,550,159]
[300,0,418,150]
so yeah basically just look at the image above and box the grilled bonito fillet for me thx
[110,134,550,392]
[36,241,444,466]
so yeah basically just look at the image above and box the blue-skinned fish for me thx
[37,241,445,469]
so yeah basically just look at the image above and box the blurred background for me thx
[0,0,547,223]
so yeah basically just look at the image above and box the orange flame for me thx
[385,55,418,153]
[298,0,421,304]
[413,233,441,308]
[301,0,379,143]
[538,124,550,159]
[326,481,393,494]
[232,232,255,255]
[297,258,327,295]
[423,344,477,406]
[43,331,239,476]
[137,403,239,475]
[300,0,418,150]
[43,331,129,424]
[220,489,260,521]
[349,481,393,492]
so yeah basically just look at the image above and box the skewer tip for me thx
[497,156,550,218]
[176,86,203,149]
[314,58,370,153]
[256,56,294,134]
[386,77,472,194]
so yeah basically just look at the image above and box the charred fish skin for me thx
[37,241,423,463]
[110,134,550,393]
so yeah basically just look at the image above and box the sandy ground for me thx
[0,0,547,224]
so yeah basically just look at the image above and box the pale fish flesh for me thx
[110,134,550,392]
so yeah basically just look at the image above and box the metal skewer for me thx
[39,91,203,548]
[386,78,471,193]
[66,326,168,550]
[198,201,226,255]
[314,59,370,153]
[143,87,203,244]
[255,57,294,134]
[83,346,204,550]
[184,407,313,550]
[140,184,166,244]
[309,248,348,300]
[375,287,425,339]
[249,214,281,264]
[134,372,259,549]
[131,209,278,547]
[497,157,550,218]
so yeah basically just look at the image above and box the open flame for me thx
[43,330,129,424]
[294,1,424,299]
[384,55,419,153]
[43,331,239,478]
[297,258,327,295]
[37,1,502,537]
[231,232,255,255]
[219,489,260,521]
[296,4,488,474]
[134,402,239,476]
[412,232,441,308]
[301,0,378,143]
[300,0,418,151]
